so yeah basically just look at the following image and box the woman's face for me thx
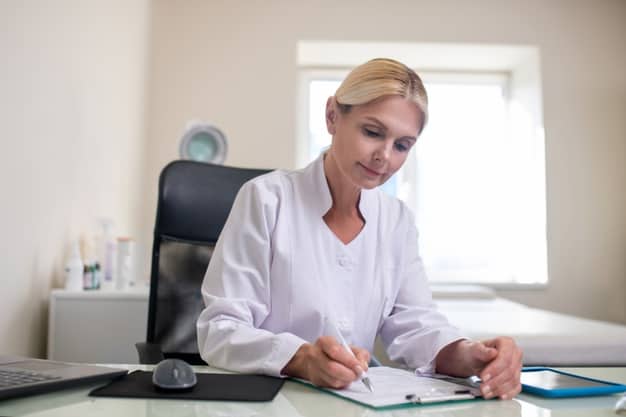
[326,95,421,190]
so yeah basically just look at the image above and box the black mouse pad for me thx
[89,370,285,401]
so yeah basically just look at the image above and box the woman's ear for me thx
[325,96,337,135]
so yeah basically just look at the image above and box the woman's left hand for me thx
[470,337,523,400]
[436,337,523,400]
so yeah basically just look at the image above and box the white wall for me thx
[0,0,150,356]
[144,0,626,324]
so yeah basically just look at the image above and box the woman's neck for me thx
[323,152,362,219]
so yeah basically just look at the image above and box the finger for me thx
[322,356,363,382]
[480,348,522,382]
[472,342,498,363]
[316,364,355,389]
[507,381,523,399]
[480,340,520,382]
[499,381,522,400]
[481,356,522,399]
[315,337,362,381]
[491,378,522,400]
[481,367,515,400]
[482,336,511,348]
[318,337,363,374]
[482,336,518,354]
[351,347,370,371]
[307,347,358,388]
[483,373,516,399]
[481,337,499,348]
[310,370,351,389]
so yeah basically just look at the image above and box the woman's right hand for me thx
[281,336,370,389]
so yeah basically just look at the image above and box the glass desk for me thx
[0,366,624,417]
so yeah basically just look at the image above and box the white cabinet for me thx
[48,289,149,364]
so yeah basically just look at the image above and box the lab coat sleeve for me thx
[378,212,465,372]
[196,179,307,377]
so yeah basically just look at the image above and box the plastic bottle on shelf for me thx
[83,264,92,290]
[115,237,135,291]
[64,241,84,291]
[93,262,102,289]
[97,219,117,290]
[81,235,98,290]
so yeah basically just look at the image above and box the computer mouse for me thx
[152,358,197,390]
[616,394,626,415]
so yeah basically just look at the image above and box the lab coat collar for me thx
[304,153,375,222]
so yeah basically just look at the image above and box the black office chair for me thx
[136,160,271,364]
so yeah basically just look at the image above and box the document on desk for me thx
[295,366,481,410]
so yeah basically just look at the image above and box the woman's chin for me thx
[357,176,384,190]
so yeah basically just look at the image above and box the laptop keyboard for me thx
[0,368,61,387]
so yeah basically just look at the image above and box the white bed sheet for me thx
[434,296,626,366]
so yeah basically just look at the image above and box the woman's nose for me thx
[374,142,392,162]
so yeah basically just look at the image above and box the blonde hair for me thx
[334,58,429,134]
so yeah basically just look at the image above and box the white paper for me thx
[305,366,479,408]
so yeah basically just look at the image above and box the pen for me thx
[325,318,374,392]
[405,392,475,404]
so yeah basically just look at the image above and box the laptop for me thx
[0,355,127,400]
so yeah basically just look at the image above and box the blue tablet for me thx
[521,367,626,398]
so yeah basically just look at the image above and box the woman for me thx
[197,58,522,400]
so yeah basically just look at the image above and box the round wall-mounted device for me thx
[179,122,228,164]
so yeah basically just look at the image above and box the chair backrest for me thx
[146,160,271,364]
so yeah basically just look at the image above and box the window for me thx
[297,42,547,286]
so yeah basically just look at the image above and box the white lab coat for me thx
[197,155,463,377]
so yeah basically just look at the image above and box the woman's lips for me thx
[359,162,383,177]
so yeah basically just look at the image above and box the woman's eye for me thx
[394,142,409,152]
[364,128,381,138]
